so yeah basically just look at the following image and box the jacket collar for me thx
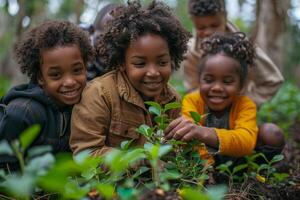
[116,70,177,109]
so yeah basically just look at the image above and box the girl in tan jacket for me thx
[70,0,191,156]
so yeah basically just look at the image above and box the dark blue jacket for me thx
[0,84,72,169]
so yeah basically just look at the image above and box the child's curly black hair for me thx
[188,0,226,16]
[14,20,94,83]
[95,0,191,71]
[199,32,255,87]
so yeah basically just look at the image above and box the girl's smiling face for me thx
[199,54,242,115]
[123,34,172,101]
[38,45,87,107]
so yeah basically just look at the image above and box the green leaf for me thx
[136,124,152,137]
[189,111,202,124]
[104,149,124,172]
[149,106,161,116]
[180,188,210,200]
[160,170,181,181]
[273,172,289,182]
[64,180,88,199]
[0,140,13,155]
[132,166,150,179]
[158,144,172,157]
[144,143,159,160]
[270,154,284,164]
[25,153,55,175]
[145,101,161,110]
[81,167,97,180]
[122,149,145,166]
[96,183,115,200]
[164,102,181,112]
[20,124,41,151]
[120,140,134,150]
[257,164,269,173]
[38,170,69,193]
[73,149,91,165]
[27,145,52,159]
[117,187,135,200]
[207,185,227,200]
[216,161,233,175]
[2,174,35,198]
[232,164,248,175]
[255,152,269,163]
[154,116,168,125]
[0,169,5,179]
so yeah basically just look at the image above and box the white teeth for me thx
[61,89,78,96]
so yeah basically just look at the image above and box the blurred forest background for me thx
[0,0,299,88]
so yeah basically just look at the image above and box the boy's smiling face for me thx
[123,34,172,101]
[199,54,241,115]
[191,13,226,40]
[38,45,87,107]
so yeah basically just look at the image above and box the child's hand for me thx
[164,117,219,148]
[164,116,203,141]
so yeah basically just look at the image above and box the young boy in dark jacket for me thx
[0,20,94,170]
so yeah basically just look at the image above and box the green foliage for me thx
[0,76,10,98]
[180,185,227,200]
[0,103,227,199]
[169,76,187,98]
[258,82,300,132]
[283,22,300,79]
[216,152,288,186]
[231,17,251,34]
[137,101,181,143]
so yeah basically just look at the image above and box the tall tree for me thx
[253,0,290,72]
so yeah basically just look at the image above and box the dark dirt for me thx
[226,120,300,200]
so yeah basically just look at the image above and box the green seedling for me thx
[216,161,248,186]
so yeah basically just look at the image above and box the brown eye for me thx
[158,60,169,67]
[132,62,145,68]
[48,72,61,79]
[203,76,214,83]
[223,77,235,84]
[73,66,84,74]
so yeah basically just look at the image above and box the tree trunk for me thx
[253,0,290,72]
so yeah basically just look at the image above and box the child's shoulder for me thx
[83,70,119,95]
[184,90,201,100]
[234,95,257,108]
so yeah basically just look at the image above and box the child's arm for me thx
[70,83,113,156]
[0,99,44,141]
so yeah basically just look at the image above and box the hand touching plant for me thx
[164,116,219,149]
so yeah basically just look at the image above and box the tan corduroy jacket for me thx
[70,70,180,156]
[182,22,284,107]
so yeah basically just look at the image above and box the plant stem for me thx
[11,143,25,174]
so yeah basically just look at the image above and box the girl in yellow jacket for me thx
[164,32,284,164]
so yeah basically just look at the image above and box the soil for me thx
[226,120,300,200]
